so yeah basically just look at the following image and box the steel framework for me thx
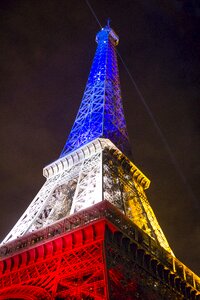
[1,24,200,299]
[0,202,199,299]
[1,138,173,255]
[1,25,173,256]
[60,25,131,158]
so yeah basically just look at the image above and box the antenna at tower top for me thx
[107,18,111,28]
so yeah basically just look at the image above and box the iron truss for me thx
[0,206,199,299]
[60,25,131,158]
[1,138,173,255]
[1,25,172,255]
[1,24,199,299]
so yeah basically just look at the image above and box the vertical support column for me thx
[103,225,111,300]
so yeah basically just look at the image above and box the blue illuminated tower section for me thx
[60,25,131,157]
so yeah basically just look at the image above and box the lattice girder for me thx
[1,24,171,256]
[1,138,173,255]
[0,285,52,299]
[0,23,200,300]
[60,25,131,157]
[0,221,109,300]
[0,218,199,299]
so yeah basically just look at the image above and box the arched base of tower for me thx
[0,284,51,300]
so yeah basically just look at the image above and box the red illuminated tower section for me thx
[0,25,199,299]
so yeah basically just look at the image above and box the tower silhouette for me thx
[0,25,199,300]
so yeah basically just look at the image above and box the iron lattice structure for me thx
[60,25,131,158]
[0,25,200,299]
[1,138,172,255]
[0,202,200,299]
[1,26,172,255]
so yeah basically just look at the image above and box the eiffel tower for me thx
[0,24,199,300]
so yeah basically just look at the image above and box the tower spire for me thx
[60,25,131,158]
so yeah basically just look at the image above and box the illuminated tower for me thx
[0,24,199,300]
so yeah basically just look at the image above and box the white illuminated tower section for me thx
[1,25,173,255]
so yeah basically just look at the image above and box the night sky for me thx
[0,1,199,274]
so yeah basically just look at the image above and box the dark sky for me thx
[0,0,199,274]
